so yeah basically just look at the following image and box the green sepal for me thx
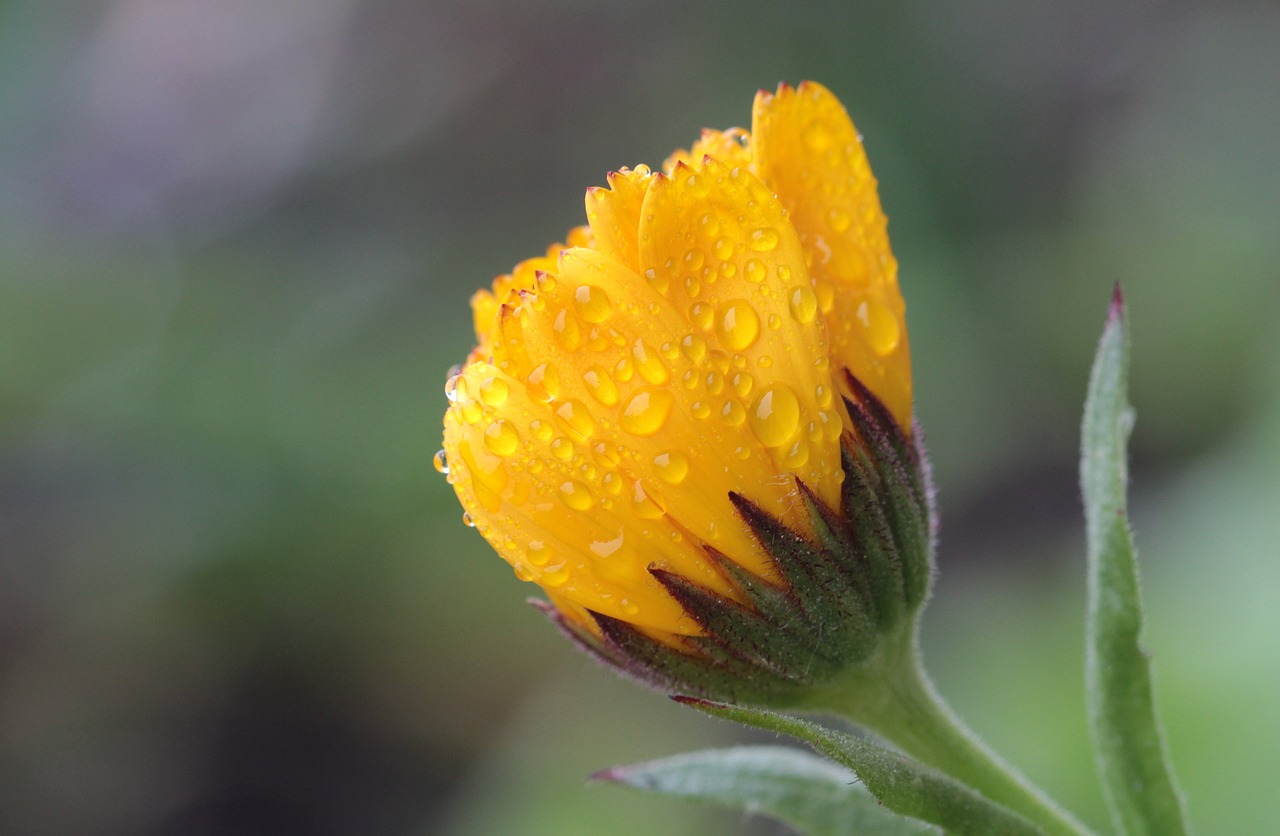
[675,696,1044,836]
[1080,287,1191,834]
[594,745,936,835]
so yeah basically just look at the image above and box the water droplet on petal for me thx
[680,333,707,363]
[749,384,801,448]
[462,511,475,527]
[583,366,619,405]
[788,288,819,323]
[529,419,553,441]
[527,363,561,402]
[653,451,690,485]
[684,248,705,271]
[632,339,670,385]
[620,387,675,436]
[559,479,594,510]
[744,258,767,283]
[827,207,852,233]
[445,374,464,403]
[573,284,612,323]
[527,541,551,566]
[550,437,575,460]
[857,299,901,356]
[748,227,779,252]
[433,450,449,474]
[720,400,745,427]
[632,481,664,519]
[689,302,714,331]
[716,300,760,351]
[555,399,595,440]
[553,309,581,350]
[484,419,520,456]
[478,376,509,406]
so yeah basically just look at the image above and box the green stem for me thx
[807,629,1095,836]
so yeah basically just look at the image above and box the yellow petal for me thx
[584,166,654,274]
[443,359,718,635]
[663,127,753,173]
[752,81,912,428]
[639,157,844,512]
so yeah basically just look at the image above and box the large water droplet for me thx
[574,284,612,323]
[856,299,901,356]
[478,376,509,406]
[716,300,761,351]
[680,333,707,363]
[583,366,619,406]
[527,363,560,402]
[749,384,801,448]
[553,309,581,350]
[653,451,690,485]
[444,374,465,403]
[555,399,595,440]
[559,479,594,510]
[484,419,520,456]
[748,227,779,252]
[527,541,551,566]
[433,450,449,474]
[619,387,674,436]
[632,340,670,385]
[550,437,575,460]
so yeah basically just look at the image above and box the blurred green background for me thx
[2,1,1277,834]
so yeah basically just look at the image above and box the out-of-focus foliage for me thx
[0,1,1276,834]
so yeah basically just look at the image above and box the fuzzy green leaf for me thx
[1081,287,1191,834]
[595,745,935,836]
[675,697,1043,836]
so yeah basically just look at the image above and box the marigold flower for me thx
[439,82,930,705]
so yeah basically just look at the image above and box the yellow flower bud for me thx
[440,82,927,703]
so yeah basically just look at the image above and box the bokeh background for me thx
[2,1,1278,833]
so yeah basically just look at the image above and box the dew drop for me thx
[513,562,534,581]
[680,333,708,363]
[550,437,575,460]
[691,400,711,419]
[553,309,581,350]
[619,387,675,436]
[643,267,668,294]
[573,284,612,323]
[731,371,754,398]
[815,384,833,407]
[689,302,714,331]
[767,313,781,331]
[601,471,623,494]
[653,451,690,485]
[684,248,705,271]
[856,299,901,356]
[744,258,767,283]
[621,599,640,616]
[583,366,619,406]
[433,450,449,474]
[614,357,635,382]
[555,399,595,440]
[748,227,780,252]
[788,288,819,323]
[529,419,553,441]
[749,384,801,448]
[720,400,746,427]
[683,275,701,297]
[478,376,509,406]
[527,363,561,402]
[542,563,571,587]
[712,237,734,260]
[632,339,670,385]
[444,374,465,403]
[705,370,725,395]
[593,440,621,467]
[483,419,520,456]
[827,207,852,233]
[460,399,483,424]
[559,479,594,510]
[776,264,792,282]
[783,439,810,468]
[716,299,761,351]
[462,511,475,527]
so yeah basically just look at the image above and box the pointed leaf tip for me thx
[1108,283,1125,321]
